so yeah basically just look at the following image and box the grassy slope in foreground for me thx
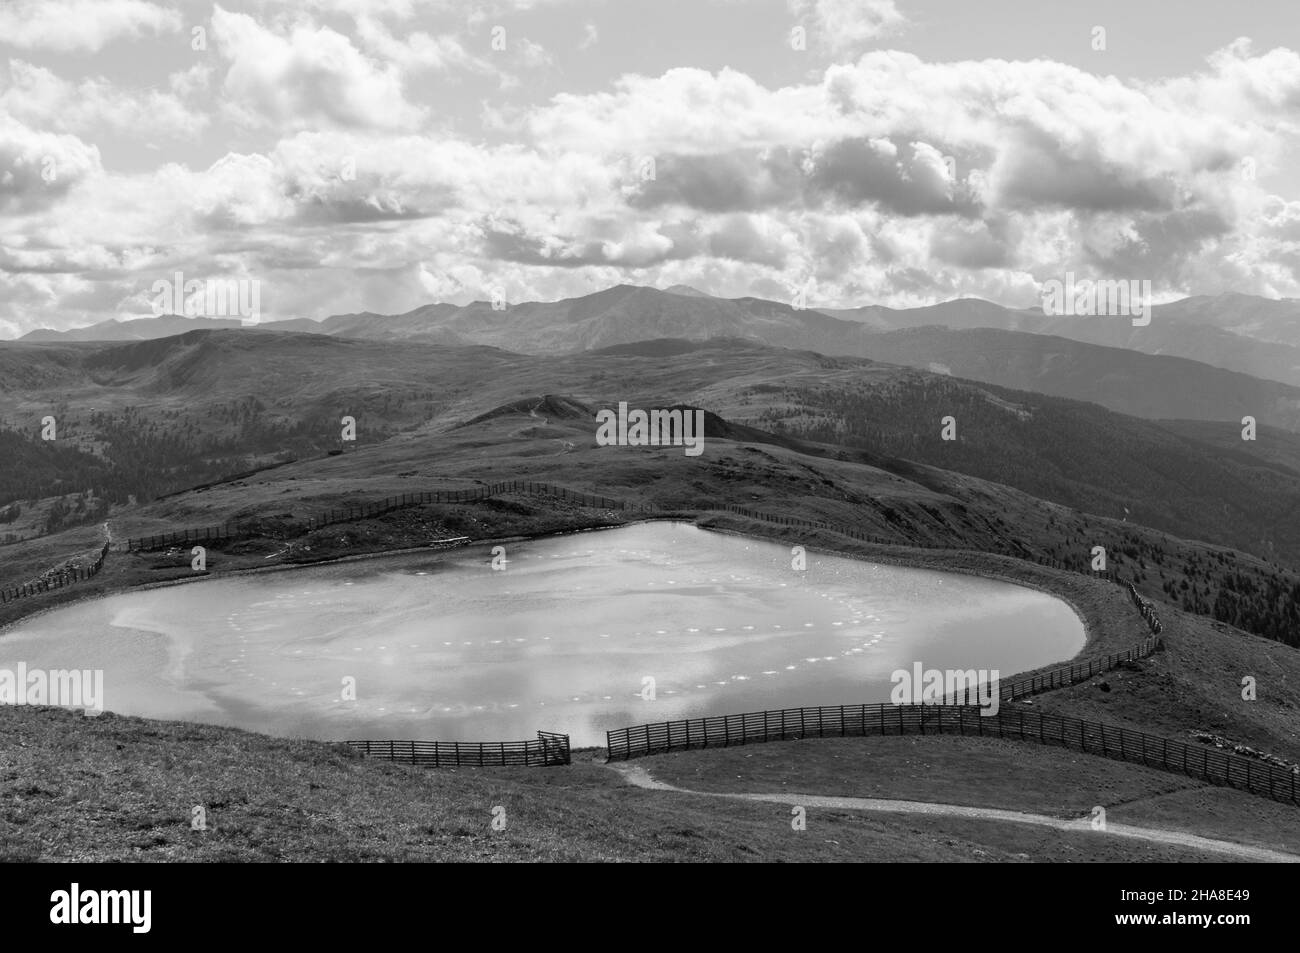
[0,706,1289,862]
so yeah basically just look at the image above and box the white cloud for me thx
[516,38,553,69]
[0,0,181,52]
[528,47,1300,226]
[211,5,426,131]
[0,112,102,213]
[352,15,496,73]
[170,63,214,99]
[0,62,209,140]
[789,0,905,55]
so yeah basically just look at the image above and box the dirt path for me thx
[608,763,1300,862]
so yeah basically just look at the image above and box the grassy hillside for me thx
[736,366,1300,566]
[854,327,1300,432]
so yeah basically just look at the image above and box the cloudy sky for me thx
[1,0,1298,336]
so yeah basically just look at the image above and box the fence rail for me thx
[970,635,1163,705]
[0,542,110,606]
[606,703,1299,807]
[124,480,651,552]
[346,730,570,767]
[606,630,1161,753]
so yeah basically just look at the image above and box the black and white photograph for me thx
[0,0,1297,922]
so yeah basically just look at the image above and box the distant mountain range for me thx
[15,285,1300,433]
[19,286,1300,379]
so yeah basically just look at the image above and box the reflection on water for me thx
[0,523,1084,746]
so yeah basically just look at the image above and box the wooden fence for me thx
[124,480,651,552]
[970,635,1163,705]
[0,542,110,606]
[608,631,1170,759]
[346,730,570,767]
[606,703,1299,807]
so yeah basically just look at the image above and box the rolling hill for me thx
[851,326,1300,432]
[4,329,1300,567]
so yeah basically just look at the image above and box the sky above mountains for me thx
[2,0,1299,338]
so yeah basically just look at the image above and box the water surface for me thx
[2,522,1085,746]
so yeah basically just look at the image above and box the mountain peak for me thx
[662,284,714,298]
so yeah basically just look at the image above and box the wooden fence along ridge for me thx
[123,481,651,552]
[346,730,570,767]
[0,542,110,605]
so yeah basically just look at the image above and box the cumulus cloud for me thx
[352,15,496,74]
[0,62,208,140]
[0,0,180,52]
[528,67,831,154]
[789,0,906,55]
[629,150,804,212]
[211,5,426,131]
[0,113,102,213]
